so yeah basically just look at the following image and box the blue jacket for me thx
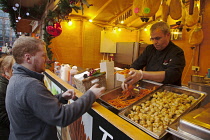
[6,63,96,140]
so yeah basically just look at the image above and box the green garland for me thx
[0,0,92,68]
[44,0,92,68]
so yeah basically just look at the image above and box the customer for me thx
[0,55,15,140]
[6,36,105,140]
[123,21,185,89]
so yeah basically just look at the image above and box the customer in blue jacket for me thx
[123,21,185,89]
[6,36,105,140]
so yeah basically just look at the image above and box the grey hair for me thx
[150,21,171,35]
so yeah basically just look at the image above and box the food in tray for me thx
[107,85,154,109]
[114,68,130,75]
[115,69,130,81]
[126,90,196,134]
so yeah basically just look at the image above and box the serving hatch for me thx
[118,85,207,139]
[97,80,162,114]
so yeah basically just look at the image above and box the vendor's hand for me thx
[62,89,76,100]
[121,81,128,91]
[89,84,106,99]
[124,70,142,85]
[121,68,135,91]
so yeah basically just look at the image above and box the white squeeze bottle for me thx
[69,66,78,85]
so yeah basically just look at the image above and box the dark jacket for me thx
[6,63,96,140]
[131,41,186,86]
[0,75,10,137]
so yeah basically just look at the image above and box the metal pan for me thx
[118,85,207,139]
[98,80,162,114]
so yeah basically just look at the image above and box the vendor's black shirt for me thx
[131,41,186,86]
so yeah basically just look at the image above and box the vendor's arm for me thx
[124,70,165,85]
[142,71,165,83]
[128,43,185,85]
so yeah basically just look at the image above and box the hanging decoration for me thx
[185,1,200,27]
[189,23,203,46]
[169,0,182,20]
[44,0,92,68]
[133,0,161,22]
[46,22,62,37]
[45,0,92,36]
[161,0,170,22]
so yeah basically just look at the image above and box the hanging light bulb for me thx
[144,27,148,31]
[120,21,124,24]
[26,12,30,16]
[16,20,19,22]
[18,16,21,20]
[89,19,93,22]
[15,3,19,7]
[13,7,17,11]
[68,20,73,26]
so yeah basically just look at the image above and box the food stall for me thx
[44,69,209,140]
[44,70,155,140]
[3,0,210,139]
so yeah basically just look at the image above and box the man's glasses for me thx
[150,37,162,41]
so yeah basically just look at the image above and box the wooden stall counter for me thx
[44,69,155,140]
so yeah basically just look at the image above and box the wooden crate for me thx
[73,73,107,93]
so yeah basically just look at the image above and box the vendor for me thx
[123,21,185,88]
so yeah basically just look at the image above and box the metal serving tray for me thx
[98,80,162,114]
[167,105,210,140]
[118,85,207,139]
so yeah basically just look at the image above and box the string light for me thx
[12,7,17,11]
[12,1,30,21]
[89,19,93,22]
[144,28,147,31]
[68,20,73,26]
[15,3,19,7]
[120,21,124,24]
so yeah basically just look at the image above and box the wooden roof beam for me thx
[127,17,139,27]
[109,5,132,24]
[91,0,113,20]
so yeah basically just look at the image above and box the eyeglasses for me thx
[150,37,162,41]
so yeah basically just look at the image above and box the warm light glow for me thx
[144,28,147,31]
[68,21,73,26]
[120,21,124,24]
[89,19,93,22]
[118,28,121,31]
[112,28,116,33]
